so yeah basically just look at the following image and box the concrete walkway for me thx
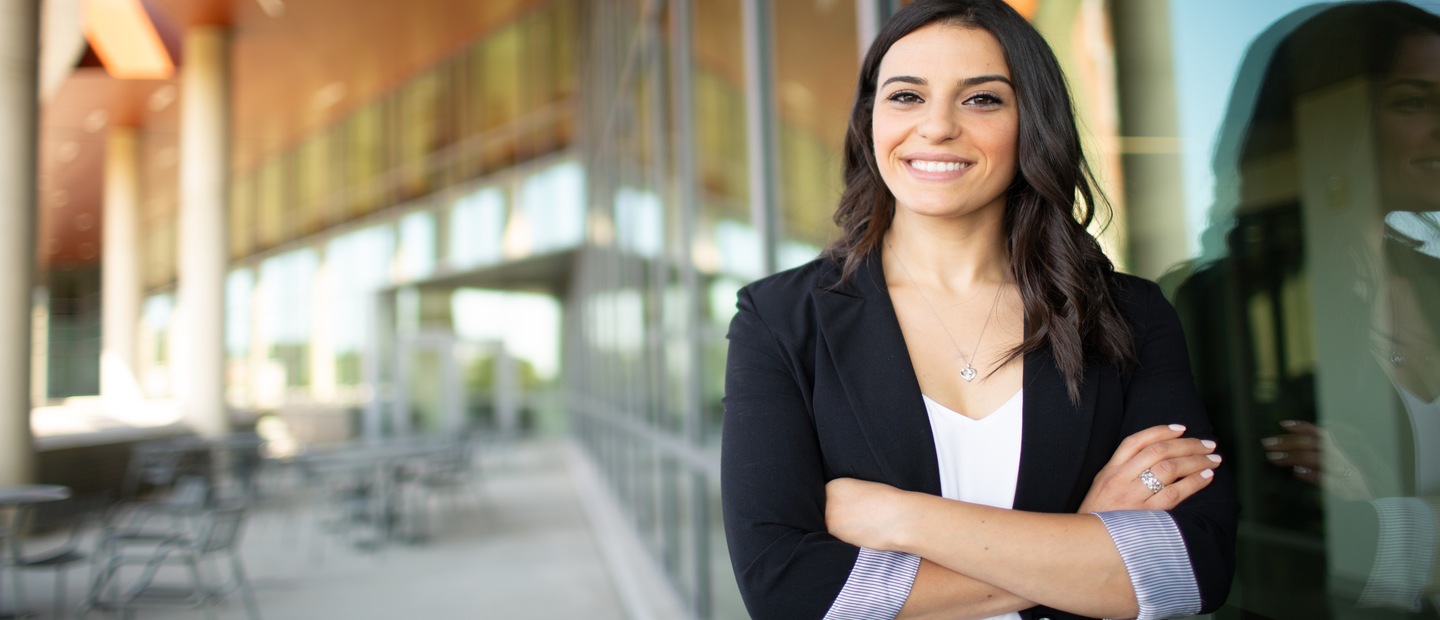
[10,438,629,619]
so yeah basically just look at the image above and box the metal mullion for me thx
[741,0,780,276]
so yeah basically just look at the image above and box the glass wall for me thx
[1148,1,1440,617]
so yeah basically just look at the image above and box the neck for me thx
[883,206,1010,292]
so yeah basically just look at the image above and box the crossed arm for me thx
[824,424,1219,619]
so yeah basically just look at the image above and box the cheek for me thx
[1376,111,1428,163]
[871,113,904,157]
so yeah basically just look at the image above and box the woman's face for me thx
[871,24,1019,224]
[1376,33,1440,212]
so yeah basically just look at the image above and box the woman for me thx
[721,1,1238,619]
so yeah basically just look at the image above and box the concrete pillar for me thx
[102,127,142,402]
[174,27,229,437]
[1111,0,1188,279]
[0,0,40,485]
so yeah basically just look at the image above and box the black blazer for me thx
[721,253,1237,620]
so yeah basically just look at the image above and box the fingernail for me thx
[1280,420,1300,428]
[1207,454,1222,463]
[1201,440,1217,449]
[1294,466,1312,475]
[1260,437,1279,447]
[1266,451,1288,460]
[1169,424,1186,432]
[1201,469,1214,479]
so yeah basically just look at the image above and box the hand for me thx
[1079,424,1222,513]
[825,478,914,551]
[1262,420,1371,501]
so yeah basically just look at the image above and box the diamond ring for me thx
[1139,468,1165,494]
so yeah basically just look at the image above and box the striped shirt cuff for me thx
[1357,497,1437,611]
[822,547,921,620]
[1095,510,1201,620]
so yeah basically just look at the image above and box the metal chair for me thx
[78,504,261,620]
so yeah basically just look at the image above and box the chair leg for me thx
[183,557,217,620]
[55,567,68,620]
[231,554,261,620]
[9,561,26,617]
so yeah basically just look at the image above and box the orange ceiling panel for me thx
[82,0,175,79]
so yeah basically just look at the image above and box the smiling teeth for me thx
[910,160,968,172]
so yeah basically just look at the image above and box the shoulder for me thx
[1108,272,1168,324]
[730,257,841,344]
[737,257,840,313]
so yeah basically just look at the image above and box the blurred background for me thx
[2,0,1438,618]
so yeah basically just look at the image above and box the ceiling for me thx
[39,0,869,273]
[39,0,546,272]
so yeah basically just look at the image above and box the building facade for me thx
[19,0,1440,617]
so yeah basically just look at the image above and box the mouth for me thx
[903,156,975,176]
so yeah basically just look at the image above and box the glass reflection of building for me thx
[17,0,1440,618]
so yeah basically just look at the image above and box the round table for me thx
[0,484,72,618]
[0,485,70,506]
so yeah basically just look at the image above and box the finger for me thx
[1279,419,1321,435]
[1122,437,1218,480]
[1107,424,1188,468]
[1148,453,1223,484]
[1260,434,1318,451]
[1264,450,1319,469]
[1291,466,1321,486]
[1145,469,1215,510]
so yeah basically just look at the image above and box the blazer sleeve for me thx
[722,286,909,619]
[1122,279,1240,614]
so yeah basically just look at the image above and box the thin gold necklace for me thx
[889,244,1005,382]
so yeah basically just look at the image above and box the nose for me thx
[917,102,961,142]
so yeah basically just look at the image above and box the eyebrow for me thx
[879,74,1013,89]
[1381,77,1438,89]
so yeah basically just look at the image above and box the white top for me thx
[1398,385,1440,495]
[923,390,1024,620]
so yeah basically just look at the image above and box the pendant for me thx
[960,365,978,382]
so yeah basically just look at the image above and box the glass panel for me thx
[449,186,507,268]
[398,70,441,201]
[519,160,587,254]
[256,157,287,249]
[229,176,255,260]
[348,101,387,215]
[326,226,395,386]
[296,133,331,234]
[398,210,437,281]
[139,294,174,398]
[1124,1,1440,615]
[259,248,319,391]
[772,0,857,263]
[479,23,523,171]
[225,269,254,407]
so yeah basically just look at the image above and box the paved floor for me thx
[8,438,628,619]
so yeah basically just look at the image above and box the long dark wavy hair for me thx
[821,0,1134,402]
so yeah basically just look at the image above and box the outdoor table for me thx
[0,485,72,618]
[296,438,452,548]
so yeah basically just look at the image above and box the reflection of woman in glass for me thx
[721,1,1236,618]
[1175,1,1440,615]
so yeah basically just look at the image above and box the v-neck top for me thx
[921,390,1024,620]
[922,390,1024,510]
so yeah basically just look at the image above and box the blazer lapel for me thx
[1013,343,1098,513]
[811,254,942,495]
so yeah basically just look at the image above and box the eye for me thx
[964,92,1006,108]
[1388,94,1431,113]
[885,90,924,105]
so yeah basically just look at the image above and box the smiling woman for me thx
[720,1,1238,619]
